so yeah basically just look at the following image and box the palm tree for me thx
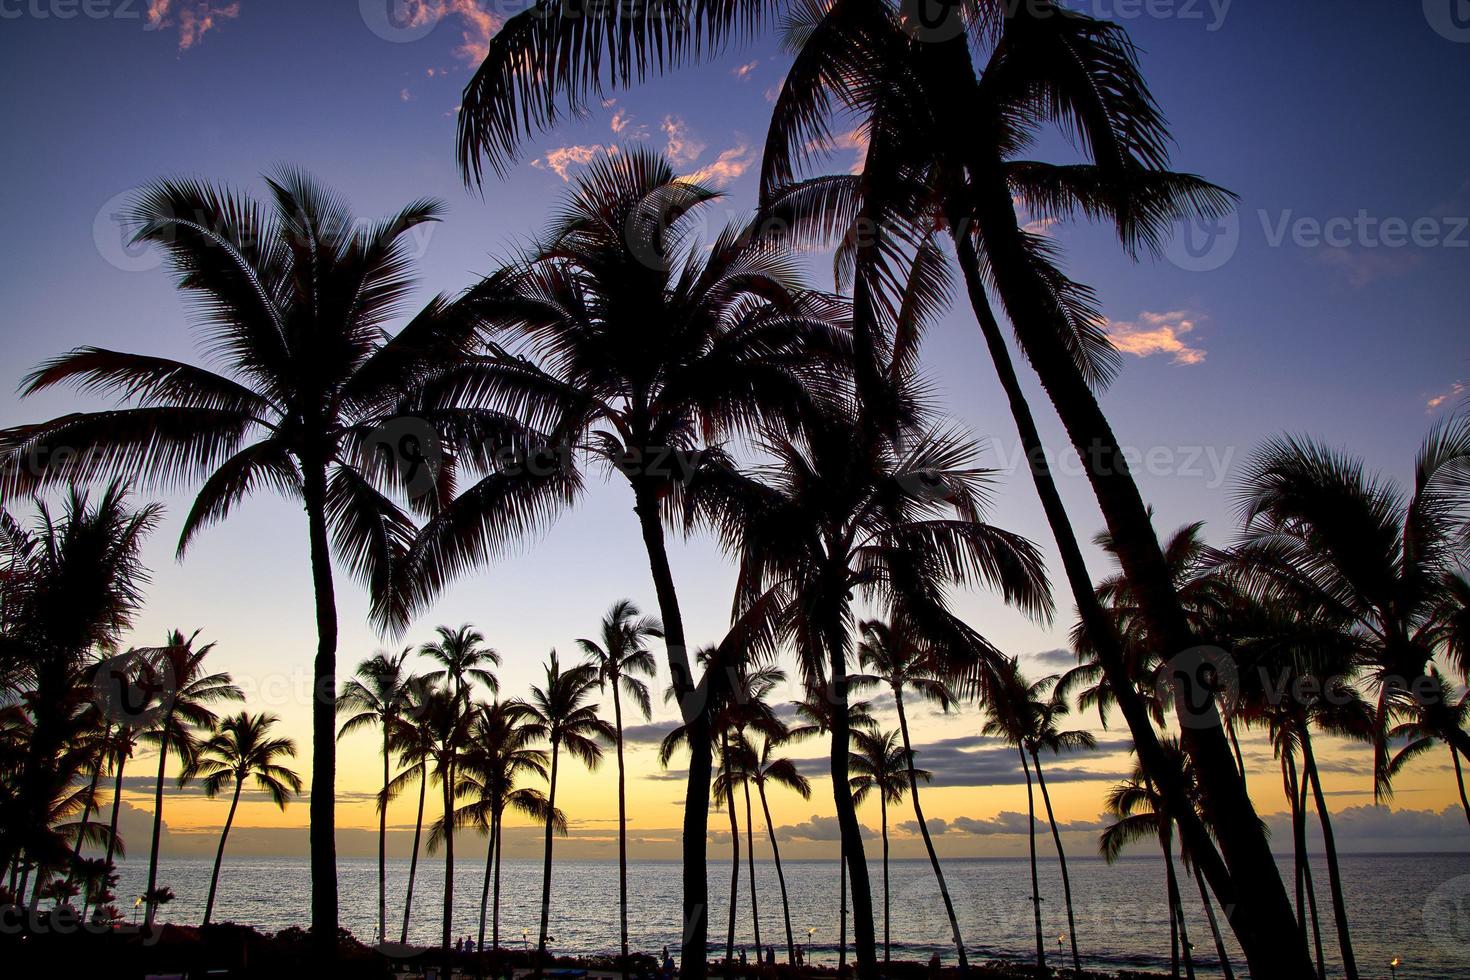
[0,171,509,950]
[336,647,417,944]
[521,651,614,970]
[421,624,501,706]
[421,683,477,978]
[387,679,437,945]
[1386,668,1470,826]
[747,734,811,965]
[848,728,924,966]
[186,712,301,925]
[854,618,967,966]
[578,599,662,974]
[690,354,1052,979]
[396,148,844,980]
[137,631,241,927]
[456,700,561,955]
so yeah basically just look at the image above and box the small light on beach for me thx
[1390,957,1400,979]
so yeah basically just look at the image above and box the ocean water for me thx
[104,852,1470,979]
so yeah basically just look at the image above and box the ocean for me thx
[103,852,1470,978]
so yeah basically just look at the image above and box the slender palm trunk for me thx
[401,765,428,944]
[71,725,110,869]
[826,626,877,980]
[892,691,967,970]
[537,740,561,972]
[1452,747,1470,828]
[946,159,1307,977]
[1032,752,1080,975]
[479,807,498,956]
[103,745,127,893]
[1300,730,1358,980]
[202,779,243,925]
[723,734,740,969]
[742,779,762,955]
[1020,748,1046,972]
[879,794,890,966]
[758,782,797,964]
[633,485,710,980]
[493,810,504,952]
[1193,861,1235,980]
[1227,721,1248,792]
[614,687,630,978]
[1297,774,1327,980]
[143,734,169,928]
[1162,829,1179,978]
[442,762,457,980]
[378,727,389,944]
[303,463,340,957]
[1163,831,1195,980]
[838,848,847,971]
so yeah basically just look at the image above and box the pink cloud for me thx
[1106,311,1209,366]
[1426,382,1466,413]
[662,116,706,166]
[686,145,756,189]
[731,61,760,81]
[148,0,239,52]
[533,144,617,181]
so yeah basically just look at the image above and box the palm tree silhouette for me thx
[1386,668,1470,826]
[421,683,477,978]
[746,733,811,964]
[186,712,300,925]
[848,728,925,966]
[578,599,662,975]
[387,679,437,945]
[138,631,242,927]
[522,651,614,971]
[397,148,844,979]
[421,624,501,707]
[337,647,417,943]
[0,171,508,951]
[854,618,967,967]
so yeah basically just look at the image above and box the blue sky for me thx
[1,1,1468,845]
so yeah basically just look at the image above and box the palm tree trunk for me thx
[838,847,847,971]
[493,810,504,953]
[723,733,740,970]
[614,687,630,979]
[879,794,890,966]
[758,782,797,964]
[742,778,762,956]
[1227,721,1248,792]
[1297,774,1326,980]
[1032,752,1080,975]
[1019,748,1046,973]
[892,690,967,971]
[143,734,168,929]
[1166,842,1196,980]
[1192,861,1235,980]
[203,779,243,925]
[303,462,340,957]
[537,740,561,973]
[71,724,110,870]
[1162,828,1179,979]
[633,484,710,980]
[443,763,457,980]
[479,808,497,957]
[379,727,389,944]
[1300,729,1359,980]
[103,744,127,895]
[826,629,877,980]
[946,161,1307,978]
[402,765,428,944]
[1452,746,1470,828]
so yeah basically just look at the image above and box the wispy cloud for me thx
[805,127,868,174]
[662,115,706,166]
[610,108,649,140]
[731,60,760,81]
[1107,310,1209,366]
[686,144,756,188]
[148,0,240,52]
[1427,381,1466,413]
[532,144,617,180]
[390,0,503,65]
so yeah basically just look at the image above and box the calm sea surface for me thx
[107,852,1470,979]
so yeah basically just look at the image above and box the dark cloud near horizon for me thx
[785,734,1130,789]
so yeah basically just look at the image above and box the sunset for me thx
[1,3,1467,979]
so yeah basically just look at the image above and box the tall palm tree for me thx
[387,679,437,945]
[186,712,301,925]
[690,357,1052,978]
[422,683,477,978]
[456,700,561,955]
[848,728,923,966]
[522,651,614,970]
[0,172,509,951]
[1386,668,1470,826]
[138,631,242,927]
[854,618,967,966]
[336,647,417,944]
[578,599,662,974]
[421,624,501,706]
[747,734,811,964]
[396,149,844,980]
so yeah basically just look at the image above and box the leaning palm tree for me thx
[186,712,301,925]
[336,647,417,943]
[854,618,966,966]
[521,651,614,969]
[421,683,477,978]
[0,170,511,950]
[577,599,662,975]
[421,624,500,707]
[848,728,924,966]
[747,734,811,965]
[1385,668,1470,826]
[395,149,845,980]
[138,631,242,927]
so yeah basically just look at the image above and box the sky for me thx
[1,1,1468,862]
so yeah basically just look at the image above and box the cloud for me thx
[386,0,503,64]
[148,1,240,52]
[1426,381,1465,413]
[1027,648,1076,669]
[786,734,1127,790]
[532,144,617,181]
[805,127,869,175]
[662,116,706,166]
[686,144,756,189]
[400,88,414,102]
[610,108,650,140]
[1262,805,1470,852]
[1106,310,1208,365]
[732,61,760,81]
[776,814,877,842]
[622,720,680,745]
